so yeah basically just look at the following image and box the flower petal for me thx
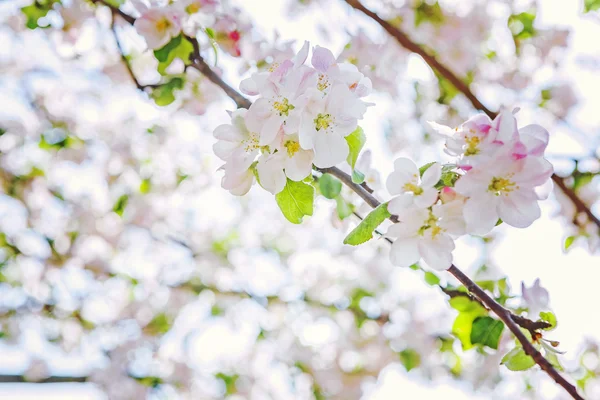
[463,193,499,235]
[419,235,454,270]
[498,190,541,228]
[421,163,442,188]
[414,188,438,208]
[389,237,421,267]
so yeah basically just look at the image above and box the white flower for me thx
[387,208,455,270]
[355,150,381,190]
[311,45,372,97]
[455,153,553,235]
[299,84,366,168]
[433,187,467,236]
[134,7,183,49]
[213,109,260,173]
[386,158,442,211]
[255,133,314,194]
[220,163,255,196]
[521,279,550,317]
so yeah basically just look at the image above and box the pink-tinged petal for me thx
[354,77,372,97]
[493,111,518,143]
[463,113,492,133]
[285,150,314,181]
[213,140,238,161]
[222,167,254,196]
[498,190,541,228]
[511,141,528,160]
[256,156,286,194]
[519,124,549,156]
[311,46,336,73]
[298,119,317,150]
[239,77,259,96]
[259,114,283,146]
[516,157,553,187]
[270,59,293,83]
[389,237,421,268]
[419,235,454,270]
[388,194,414,217]
[421,163,442,188]
[213,124,242,142]
[454,170,488,197]
[463,193,499,235]
[292,41,310,68]
[312,133,349,168]
[414,187,438,208]
[440,186,457,202]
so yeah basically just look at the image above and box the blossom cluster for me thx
[213,42,372,195]
[385,111,553,270]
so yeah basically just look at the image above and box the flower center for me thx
[268,62,280,72]
[417,213,443,238]
[242,132,260,152]
[464,134,480,156]
[314,113,333,132]
[155,17,172,33]
[272,98,294,116]
[488,177,516,195]
[284,140,301,157]
[347,56,359,65]
[317,74,330,91]
[185,3,201,13]
[402,182,423,195]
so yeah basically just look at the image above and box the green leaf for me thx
[343,202,390,245]
[399,349,421,372]
[144,313,172,336]
[335,196,353,220]
[275,179,315,224]
[449,297,487,349]
[419,162,436,177]
[140,178,151,194]
[584,0,600,12]
[215,373,239,395]
[564,236,576,251]
[151,77,184,106]
[319,174,342,199]
[113,194,129,217]
[345,127,366,183]
[508,11,536,41]
[21,1,58,30]
[424,271,441,286]
[470,316,505,349]
[414,1,444,27]
[501,346,535,371]
[539,311,557,330]
[154,35,194,75]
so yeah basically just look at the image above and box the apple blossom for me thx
[134,7,183,49]
[386,159,442,210]
[521,279,550,317]
[213,109,261,172]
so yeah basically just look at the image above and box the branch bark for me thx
[88,2,583,398]
[343,0,600,234]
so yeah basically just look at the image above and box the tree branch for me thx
[110,10,146,91]
[343,0,600,234]
[87,2,583,398]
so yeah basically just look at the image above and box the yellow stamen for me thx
[403,182,423,195]
[155,18,171,33]
[284,140,300,157]
[488,177,517,195]
[314,113,332,131]
[272,98,294,116]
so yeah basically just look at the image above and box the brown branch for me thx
[86,2,582,397]
[110,10,146,91]
[344,0,600,234]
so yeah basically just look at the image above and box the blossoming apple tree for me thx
[1,0,600,398]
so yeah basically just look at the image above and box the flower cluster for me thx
[386,111,553,270]
[214,43,372,195]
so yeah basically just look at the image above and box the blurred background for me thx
[1,0,600,398]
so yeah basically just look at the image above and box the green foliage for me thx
[151,77,185,106]
[343,202,390,245]
[414,1,444,27]
[418,162,436,177]
[424,271,441,286]
[436,165,460,189]
[21,0,59,30]
[449,296,487,350]
[113,194,129,217]
[501,346,535,371]
[154,35,194,75]
[564,236,576,251]
[584,0,600,12]
[539,311,557,330]
[319,174,342,199]
[345,127,366,183]
[348,288,375,328]
[470,316,505,349]
[215,373,239,395]
[139,178,151,194]
[275,179,315,224]
[399,348,421,371]
[144,313,172,336]
[508,11,537,41]
[133,376,163,388]
[335,196,354,220]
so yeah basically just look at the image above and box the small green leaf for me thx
[470,316,505,349]
[539,311,557,330]
[144,313,172,336]
[351,169,365,184]
[564,236,576,251]
[21,1,58,30]
[419,162,436,177]
[399,349,421,372]
[335,196,353,220]
[345,127,366,182]
[215,373,239,395]
[343,202,390,245]
[424,271,441,286]
[501,346,535,371]
[584,0,600,12]
[140,178,151,194]
[319,174,342,199]
[154,35,194,75]
[275,179,315,224]
[151,77,184,106]
[113,194,129,217]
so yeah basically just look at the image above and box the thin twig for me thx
[110,11,146,91]
[344,0,599,234]
[88,2,583,398]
